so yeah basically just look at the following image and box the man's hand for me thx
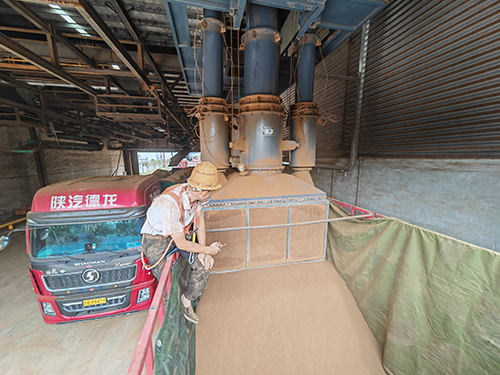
[207,242,223,255]
[198,253,214,270]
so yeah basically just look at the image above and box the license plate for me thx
[83,297,107,307]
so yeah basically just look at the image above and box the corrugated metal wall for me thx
[315,0,500,160]
[314,37,359,163]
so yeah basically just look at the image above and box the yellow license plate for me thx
[83,297,107,307]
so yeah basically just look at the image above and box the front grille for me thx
[55,290,132,317]
[43,265,136,291]
[61,295,127,313]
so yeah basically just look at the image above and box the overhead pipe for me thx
[243,4,279,96]
[290,29,320,185]
[198,9,230,171]
[233,3,290,174]
[202,9,224,97]
[295,29,318,103]
[316,22,370,172]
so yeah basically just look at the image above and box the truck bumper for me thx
[37,278,157,324]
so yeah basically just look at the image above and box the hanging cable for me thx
[111,149,122,176]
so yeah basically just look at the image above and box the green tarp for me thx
[327,202,500,375]
[154,258,196,375]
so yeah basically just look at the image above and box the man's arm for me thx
[169,231,220,255]
[194,210,206,246]
[193,210,214,269]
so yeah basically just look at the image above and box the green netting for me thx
[154,257,197,375]
[327,202,500,375]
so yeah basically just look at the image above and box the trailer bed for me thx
[197,261,385,374]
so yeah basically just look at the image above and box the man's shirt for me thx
[140,183,201,236]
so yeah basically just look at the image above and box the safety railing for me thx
[329,198,383,219]
[127,199,380,374]
[127,253,179,375]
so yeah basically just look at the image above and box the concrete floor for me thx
[0,232,148,375]
[1,232,386,375]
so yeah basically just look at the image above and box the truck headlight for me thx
[41,302,56,316]
[137,287,151,304]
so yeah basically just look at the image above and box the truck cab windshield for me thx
[30,217,145,259]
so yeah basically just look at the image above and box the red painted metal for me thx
[127,252,179,375]
[29,258,158,324]
[31,175,160,212]
[329,198,383,219]
[27,175,162,324]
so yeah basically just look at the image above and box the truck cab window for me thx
[30,217,145,259]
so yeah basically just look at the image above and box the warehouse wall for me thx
[0,127,124,222]
[0,127,40,222]
[43,147,124,185]
[311,158,500,251]
[311,0,500,251]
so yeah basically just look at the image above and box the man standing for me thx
[140,162,223,324]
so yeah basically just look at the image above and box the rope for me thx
[206,214,375,233]
[141,236,175,271]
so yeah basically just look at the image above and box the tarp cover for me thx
[327,202,500,375]
[154,258,196,375]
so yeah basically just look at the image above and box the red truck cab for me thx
[26,175,160,324]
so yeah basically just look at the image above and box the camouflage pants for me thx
[141,233,210,301]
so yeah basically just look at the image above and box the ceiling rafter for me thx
[0,31,99,96]
[0,95,153,142]
[73,0,193,140]
[2,0,130,95]
[0,0,199,148]
[107,0,187,113]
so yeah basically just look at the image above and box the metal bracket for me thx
[282,140,299,151]
[230,0,246,30]
[229,139,248,151]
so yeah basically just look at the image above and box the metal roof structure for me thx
[0,0,200,151]
[0,0,386,151]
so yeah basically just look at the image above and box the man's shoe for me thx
[183,305,199,324]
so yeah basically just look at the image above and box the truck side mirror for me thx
[0,236,10,251]
[0,226,32,251]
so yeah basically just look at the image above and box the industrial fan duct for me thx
[200,4,328,272]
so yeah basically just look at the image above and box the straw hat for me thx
[187,162,222,191]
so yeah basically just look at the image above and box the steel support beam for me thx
[0,71,33,90]
[169,74,183,90]
[168,145,191,166]
[296,6,325,39]
[0,32,98,96]
[0,0,132,97]
[163,0,193,97]
[0,120,45,128]
[75,0,152,88]
[107,0,192,138]
[0,73,152,139]
[46,33,59,66]
[28,127,48,187]
[159,0,323,12]
[230,0,246,30]
[0,97,151,142]
[2,0,97,68]
[109,0,182,104]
